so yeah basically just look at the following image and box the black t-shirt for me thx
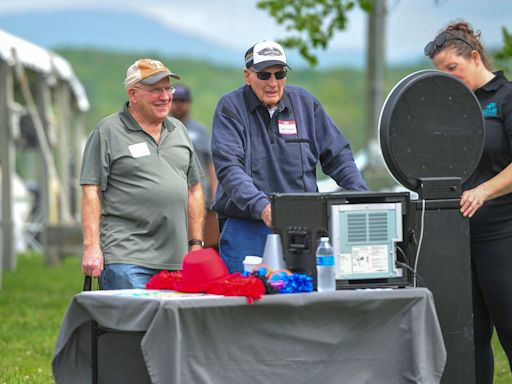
[466,71,512,242]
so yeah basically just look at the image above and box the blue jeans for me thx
[219,218,271,273]
[99,263,161,290]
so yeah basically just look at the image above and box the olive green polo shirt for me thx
[80,102,203,270]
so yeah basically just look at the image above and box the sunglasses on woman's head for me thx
[250,69,288,81]
[424,30,475,57]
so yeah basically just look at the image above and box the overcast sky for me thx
[1,0,511,64]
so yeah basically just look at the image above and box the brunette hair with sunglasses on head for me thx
[425,21,492,70]
[426,20,512,384]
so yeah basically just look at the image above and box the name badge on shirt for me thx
[128,142,150,158]
[278,120,297,135]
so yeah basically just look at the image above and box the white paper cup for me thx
[243,256,262,273]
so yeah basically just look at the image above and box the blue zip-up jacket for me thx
[212,84,368,220]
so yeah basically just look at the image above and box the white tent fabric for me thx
[0,170,33,252]
[0,29,90,111]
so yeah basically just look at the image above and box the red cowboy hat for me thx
[146,248,265,303]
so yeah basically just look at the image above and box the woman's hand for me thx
[460,186,489,217]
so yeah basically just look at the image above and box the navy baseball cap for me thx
[244,41,290,71]
[172,84,191,101]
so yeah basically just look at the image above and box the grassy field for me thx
[0,254,83,384]
[0,253,511,383]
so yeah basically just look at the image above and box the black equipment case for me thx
[270,191,412,289]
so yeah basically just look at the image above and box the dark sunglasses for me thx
[424,30,475,57]
[250,69,287,80]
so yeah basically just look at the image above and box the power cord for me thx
[396,245,426,287]
[396,245,410,266]
[413,199,426,287]
[395,260,426,287]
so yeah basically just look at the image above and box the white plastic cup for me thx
[243,256,262,273]
[262,234,286,270]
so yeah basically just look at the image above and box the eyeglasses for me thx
[133,85,176,96]
[424,30,475,57]
[249,69,287,81]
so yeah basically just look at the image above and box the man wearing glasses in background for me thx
[80,58,205,289]
[170,84,220,249]
[212,41,368,273]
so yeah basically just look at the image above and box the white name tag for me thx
[128,142,150,158]
[278,120,297,135]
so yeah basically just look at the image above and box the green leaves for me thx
[494,27,512,76]
[257,0,372,66]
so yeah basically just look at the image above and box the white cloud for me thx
[1,0,511,64]
[0,0,108,13]
[141,0,286,50]
[0,0,288,51]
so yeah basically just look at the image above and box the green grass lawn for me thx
[0,253,83,384]
[0,253,511,383]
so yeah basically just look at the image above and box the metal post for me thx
[34,74,51,255]
[72,111,85,221]
[366,0,387,163]
[1,60,16,278]
[92,320,98,384]
[55,83,72,223]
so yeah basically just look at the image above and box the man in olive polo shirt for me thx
[80,58,205,289]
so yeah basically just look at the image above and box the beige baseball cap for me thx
[124,58,180,89]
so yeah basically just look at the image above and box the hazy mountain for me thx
[0,9,241,64]
[0,8,366,68]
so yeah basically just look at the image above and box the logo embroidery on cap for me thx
[258,47,283,57]
[482,102,498,117]
[148,60,163,69]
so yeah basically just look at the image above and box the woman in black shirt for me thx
[425,21,512,383]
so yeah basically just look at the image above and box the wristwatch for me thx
[188,239,204,248]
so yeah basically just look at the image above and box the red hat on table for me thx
[146,248,265,303]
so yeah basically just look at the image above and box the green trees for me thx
[257,0,372,66]
[494,27,512,75]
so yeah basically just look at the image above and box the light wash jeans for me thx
[99,263,161,290]
[219,218,271,273]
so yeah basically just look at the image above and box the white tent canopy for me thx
[1,29,90,287]
[0,29,89,111]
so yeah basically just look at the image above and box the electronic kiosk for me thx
[271,191,412,289]
[272,70,484,383]
[379,70,483,384]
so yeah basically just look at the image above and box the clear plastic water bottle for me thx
[316,237,336,292]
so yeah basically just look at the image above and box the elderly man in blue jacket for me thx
[211,41,368,273]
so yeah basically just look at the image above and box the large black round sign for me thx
[379,70,484,191]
